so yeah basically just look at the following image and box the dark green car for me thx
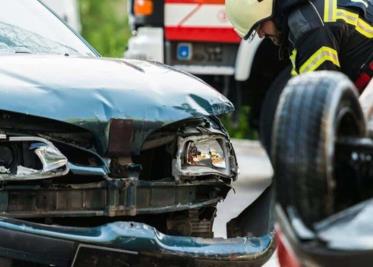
[0,1,275,266]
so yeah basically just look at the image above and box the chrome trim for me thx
[0,136,69,181]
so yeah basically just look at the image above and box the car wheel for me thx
[272,71,366,226]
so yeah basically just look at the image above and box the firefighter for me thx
[225,0,373,147]
[225,0,373,92]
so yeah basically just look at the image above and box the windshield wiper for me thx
[15,50,31,54]
[14,46,32,54]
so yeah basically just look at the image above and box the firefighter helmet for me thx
[225,0,274,39]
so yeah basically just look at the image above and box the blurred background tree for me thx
[222,107,257,139]
[79,0,130,57]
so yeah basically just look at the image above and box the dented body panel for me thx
[0,1,274,266]
[0,55,233,155]
[0,216,274,267]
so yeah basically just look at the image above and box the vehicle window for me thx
[0,0,96,56]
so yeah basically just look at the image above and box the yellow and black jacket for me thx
[281,0,373,90]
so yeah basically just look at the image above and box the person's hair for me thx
[272,1,288,58]
[272,0,308,57]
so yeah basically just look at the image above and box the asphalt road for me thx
[213,139,279,267]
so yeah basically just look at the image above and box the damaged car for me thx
[0,1,275,266]
[272,71,373,266]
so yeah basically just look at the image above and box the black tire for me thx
[272,71,366,226]
[259,66,291,155]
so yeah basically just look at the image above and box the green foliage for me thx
[221,106,258,139]
[79,0,130,57]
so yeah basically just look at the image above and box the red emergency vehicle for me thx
[125,0,287,127]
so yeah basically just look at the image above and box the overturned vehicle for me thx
[272,71,373,267]
[0,1,274,266]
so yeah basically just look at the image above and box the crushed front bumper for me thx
[0,217,274,267]
[0,218,274,267]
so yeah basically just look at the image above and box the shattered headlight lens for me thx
[32,142,69,173]
[0,136,69,181]
[173,134,237,180]
[184,139,226,169]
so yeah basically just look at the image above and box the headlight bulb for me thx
[184,139,226,169]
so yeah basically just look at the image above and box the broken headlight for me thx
[0,136,69,181]
[173,135,236,180]
[185,139,226,169]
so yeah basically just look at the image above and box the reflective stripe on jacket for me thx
[287,0,373,84]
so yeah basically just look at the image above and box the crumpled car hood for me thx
[0,55,233,154]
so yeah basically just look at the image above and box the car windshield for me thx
[0,0,96,56]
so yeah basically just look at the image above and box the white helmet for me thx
[225,0,274,39]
